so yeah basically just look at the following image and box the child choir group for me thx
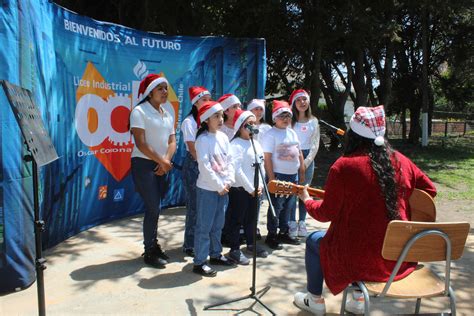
[130,73,320,277]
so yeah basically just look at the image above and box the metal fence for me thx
[386,120,474,138]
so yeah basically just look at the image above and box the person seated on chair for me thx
[293,105,437,315]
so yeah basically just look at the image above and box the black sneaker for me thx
[209,255,235,266]
[142,252,166,269]
[183,248,195,257]
[193,263,217,277]
[152,243,169,261]
[277,232,300,245]
[265,234,283,250]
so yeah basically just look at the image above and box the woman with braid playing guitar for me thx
[293,106,437,315]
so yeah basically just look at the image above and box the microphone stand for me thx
[204,129,277,315]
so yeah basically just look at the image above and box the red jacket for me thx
[305,151,436,295]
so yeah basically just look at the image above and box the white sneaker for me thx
[298,221,308,237]
[289,221,298,238]
[294,292,325,315]
[345,291,365,314]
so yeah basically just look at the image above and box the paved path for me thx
[1,203,473,315]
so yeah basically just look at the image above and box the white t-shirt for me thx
[220,124,235,140]
[256,123,272,142]
[293,118,318,150]
[130,101,175,159]
[261,127,301,175]
[195,130,235,192]
[230,137,265,194]
[181,115,198,151]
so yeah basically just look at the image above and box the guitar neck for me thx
[305,186,325,199]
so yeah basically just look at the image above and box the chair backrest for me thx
[409,189,436,222]
[382,221,470,262]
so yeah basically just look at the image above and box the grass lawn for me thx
[394,136,474,200]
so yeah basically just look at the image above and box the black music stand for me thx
[1,80,59,316]
[203,130,277,315]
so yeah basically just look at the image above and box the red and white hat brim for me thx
[290,92,310,106]
[200,103,224,123]
[349,118,386,139]
[272,107,292,121]
[191,90,211,105]
[247,100,265,113]
[220,95,241,111]
[234,111,255,133]
[139,77,169,102]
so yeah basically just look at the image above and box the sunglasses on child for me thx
[276,113,292,119]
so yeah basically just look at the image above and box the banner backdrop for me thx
[0,0,265,291]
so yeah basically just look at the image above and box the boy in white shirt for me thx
[261,100,305,250]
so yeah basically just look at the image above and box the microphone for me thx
[244,123,259,135]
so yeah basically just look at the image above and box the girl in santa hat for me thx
[193,101,235,276]
[293,105,436,315]
[247,99,272,142]
[225,109,269,264]
[217,93,241,140]
[130,74,176,268]
[289,89,320,238]
[260,100,305,250]
[181,86,212,257]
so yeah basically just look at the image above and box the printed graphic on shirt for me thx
[300,125,308,132]
[276,142,299,162]
[211,153,230,177]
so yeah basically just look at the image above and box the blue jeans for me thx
[306,231,326,295]
[131,157,166,252]
[267,173,297,235]
[182,152,199,250]
[194,187,229,265]
[291,149,314,222]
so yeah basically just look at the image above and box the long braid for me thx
[367,144,400,220]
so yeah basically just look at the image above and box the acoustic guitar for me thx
[267,180,436,222]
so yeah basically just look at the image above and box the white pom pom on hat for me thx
[374,136,385,146]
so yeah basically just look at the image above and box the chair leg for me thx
[340,287,350,315]
[449,286,457,316]
[415,298,421,314]
[357,282,371,316]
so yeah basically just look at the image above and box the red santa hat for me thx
[233,109,256,134]
[349,105,386,146]
[272,100,292,121]
[138,74,169,103]
[247,99,266,114]
[189,86,211,105]
[218,93,241,111]
[197,101,223,127]
[289,89,310,106]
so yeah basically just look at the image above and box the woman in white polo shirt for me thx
[130,74,176,269]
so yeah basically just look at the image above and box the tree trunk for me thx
[401,106,407,140]
[310,44,322,116]
[382,41,394,110]
[408,104,421,144]
[352,47,368,108]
